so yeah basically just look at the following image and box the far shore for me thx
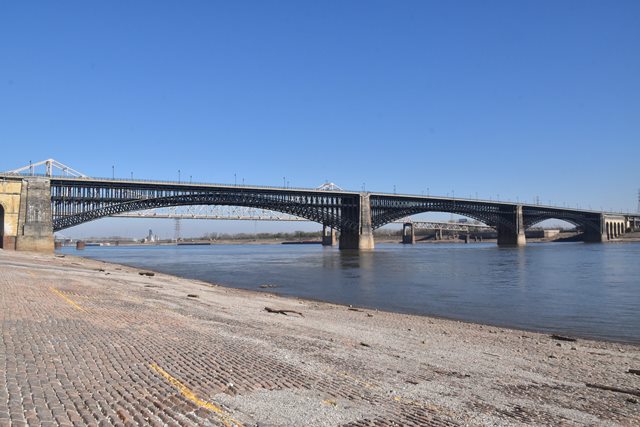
[58,232,640,248]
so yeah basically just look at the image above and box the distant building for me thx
[143,229,158,243]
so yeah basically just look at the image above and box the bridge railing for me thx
[1,172,637,216]
[1,172,359,194]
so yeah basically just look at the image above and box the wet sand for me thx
[1,249,638,426]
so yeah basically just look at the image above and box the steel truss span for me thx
[369,195,606,233]
[370,196,515,230]
[114,205,308,222]
[50,179,359,232]
[49,177,623,235]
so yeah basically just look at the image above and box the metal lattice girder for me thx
[50,178,360,232]
[368,195,517,230]
[403,220,494,232]
[114,205,308,221]
[521,206,602,233]
[41,176,636,234]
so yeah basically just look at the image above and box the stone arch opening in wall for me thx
[0,202,4,249]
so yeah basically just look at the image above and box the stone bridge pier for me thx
[402,222,415,244]
[0,177,54,252]
[321,225,336,246]
[581,214,629,242]
[338,194,375,250]
[496,205,526,246]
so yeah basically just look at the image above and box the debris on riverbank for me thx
[1,249,638,426]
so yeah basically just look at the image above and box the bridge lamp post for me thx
[112,165,114,180]
[283,177,286,188]
[178,170,181,183]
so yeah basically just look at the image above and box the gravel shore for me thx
[1,249,638,426]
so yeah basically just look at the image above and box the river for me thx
[60,241,640,343]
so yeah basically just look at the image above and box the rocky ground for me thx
[0,249,638,426]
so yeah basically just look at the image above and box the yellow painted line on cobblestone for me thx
[49,287,87,312]
[150,363,243,427]
[339,371,377,389]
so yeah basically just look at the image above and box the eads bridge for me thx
[1,159,638,252]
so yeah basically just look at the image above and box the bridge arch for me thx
[523,217,583,231]
[381,211,493,229]
[369,198,514,231]
[52,194,349,232]
[521,206,603,237]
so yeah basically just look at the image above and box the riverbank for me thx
[1,250,638,426]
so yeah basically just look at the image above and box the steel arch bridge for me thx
[43,176,636,247]
[49,179,612,231]
[50,179,360,233]
[1,159,638,251]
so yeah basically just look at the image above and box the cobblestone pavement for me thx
[1,251,639,426]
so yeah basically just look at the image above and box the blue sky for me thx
[1,1,639,237]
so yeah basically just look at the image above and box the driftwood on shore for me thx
[586,383,640,397]
[264,307,304,317]
[550,334,577,342]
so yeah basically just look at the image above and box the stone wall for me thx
[14,178,54,252]
[0,179,22,249]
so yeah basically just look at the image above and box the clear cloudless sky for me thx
[1,1,639,237]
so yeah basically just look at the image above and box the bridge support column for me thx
[0,178,23,250]
[497,205,526,247]
[339,194,374,250]
[15,178,54,252]
[402,222,415,244]
[582,214,609,243]
[321,225,336,246]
